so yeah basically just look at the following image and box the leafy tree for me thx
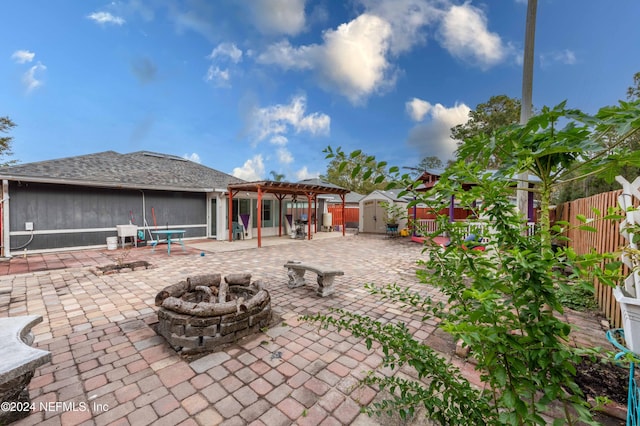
[627,71,640,101]
[555,71,640,202]
[458,100,640,246]
[309,169,617,424]
[305,100,640,425]
[269,170,285,181]
[451,95,521,146]
[320,149,388,194]
[407,156,444,178]
[0,117,17,167]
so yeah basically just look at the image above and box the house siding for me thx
[8,182,206,252]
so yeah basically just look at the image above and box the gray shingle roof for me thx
[0,151,245,192]
[297,178,362,203]
[368,189,412,202]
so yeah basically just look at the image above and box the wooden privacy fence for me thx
[556,189,625,327]
[327,206,359,227]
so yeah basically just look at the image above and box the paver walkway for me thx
[0,233,618,425]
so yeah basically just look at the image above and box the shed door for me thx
[363,200,386,233]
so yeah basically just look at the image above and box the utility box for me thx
[25,222,34,231]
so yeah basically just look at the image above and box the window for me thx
[263,201,271,221]
[253,199,273,227]
[229,198,251,227]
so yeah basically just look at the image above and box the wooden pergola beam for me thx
[226,180,350,248]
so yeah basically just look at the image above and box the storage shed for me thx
[359,189,410,234]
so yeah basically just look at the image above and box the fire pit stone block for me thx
[155,273,271,354]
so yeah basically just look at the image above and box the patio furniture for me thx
[294,220,307,239]
[284,260,344,297]
[232,222,244,240]
[386,223,399,238]
[151,229,186,255]
[0,315,51,424]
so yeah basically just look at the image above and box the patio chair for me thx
[459,233,485,251]
[232,222,244,240]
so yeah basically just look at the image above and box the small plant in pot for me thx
[381,201,404,228]
[314,99,640,424]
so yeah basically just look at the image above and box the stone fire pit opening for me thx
[154,273,271,354]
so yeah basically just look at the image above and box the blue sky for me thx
[2,1,639,181]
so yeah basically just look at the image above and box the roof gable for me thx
[362,189,410,203]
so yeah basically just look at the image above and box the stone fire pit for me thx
[155,273,271,354]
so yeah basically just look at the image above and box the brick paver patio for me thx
[0,233,616,425]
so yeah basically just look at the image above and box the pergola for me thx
[226,181,350,248]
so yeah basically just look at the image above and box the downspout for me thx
[313,194,318,235]
[341,194,346,236]
[306,193,313,240]
[139,189,153,241]
[2,180,9,258]
[276,194,286,237]
[257,186,263,248]
[228,189,234,242]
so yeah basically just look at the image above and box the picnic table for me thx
[151,229,186,255]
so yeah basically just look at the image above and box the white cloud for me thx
[514,50,523,66]
[406,98,433,122]
[169,3,217,42]
[250,0,306,36]
[356,0,441,55]
[232,155,265,181]
[556,49,576,65]
[183,153,201,163]
[406,101,471,161]
[257,40,315,70]
[208,43,243,63]
[251,95,330,144]
[438,3,506,69]
[258,14,394,104]
[243,95,328,175]
[205,43,243,88]
[319,14,394,103]
[257,1,510,101]
[22,62,46,93]
[270,135,288,145]
[277,147,293,164]
[205,66,230,87]
[87,11,126,26]
[540,49,577,68]
[295,166,319,180]
[11,50,35,64]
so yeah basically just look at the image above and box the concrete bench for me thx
[284,260,344,297]
[0,315,51,424]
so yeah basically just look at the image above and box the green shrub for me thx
[308,101,639,424]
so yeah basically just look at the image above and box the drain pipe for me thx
[1,180,9,257]
[139,189,153,241]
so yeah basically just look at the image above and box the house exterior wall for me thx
[7,182,207,253]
